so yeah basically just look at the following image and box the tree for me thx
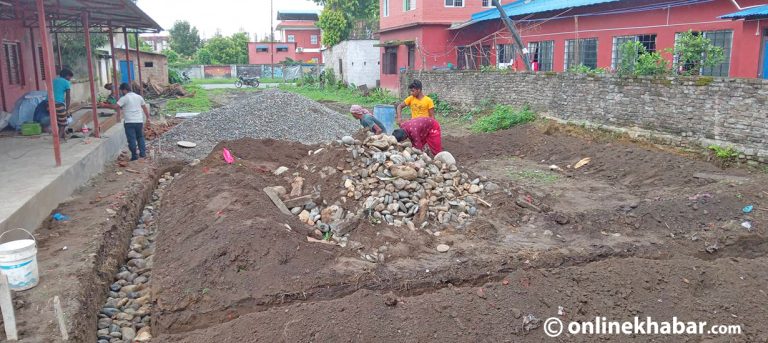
[314,0,379,47]
[169,20,201,57]
[164,49,180,64]
[197,32,249,64]
[669,30,724,76]
[318,9,349,47]
[128,34,154,53]
[195,48,213,64]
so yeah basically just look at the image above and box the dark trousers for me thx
[124,123,146,160]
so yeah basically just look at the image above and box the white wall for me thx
[322,40,380,88]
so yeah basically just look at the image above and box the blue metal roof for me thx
[720,5,768,20]
[470,0,622,22]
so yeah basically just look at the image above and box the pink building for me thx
[379,0,768,92]
[248,11,323,64]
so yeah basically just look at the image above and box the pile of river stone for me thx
[96,171,175,343]
[288,134,499,242]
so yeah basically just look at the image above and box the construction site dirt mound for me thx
[150,121,768,341]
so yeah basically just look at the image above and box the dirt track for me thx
[150,122,768,342]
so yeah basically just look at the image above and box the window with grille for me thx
[445,0,463,7]
[3,42,23,85]
[256,46,268,52]
[611,34,656,70]
[404,0,415,11]
[407,45,415,68]
[382,47,398,74]
[311,35,318,45]
[564,38,598,70]
[528,41,554,71]
[287,35,295,43]
[497,44,514,65]
[673,30,732,77]
[276,46,288,52]
[38,46,46,80]
[482,0,492,7]
[702,30,732,77]
[144,61,154,68]
[480,45,491,67]
[383,0,389,16]
[457,46,478,70]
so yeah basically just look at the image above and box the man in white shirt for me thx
[103,83,151,160]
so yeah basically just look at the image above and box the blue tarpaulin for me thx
[470,0,622,22]
[720,5,768,20]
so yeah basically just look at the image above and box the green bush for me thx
[668,30,725,76]
[168,69,183,84]
[471,105,535,132]
[616,41,670,76]
[708,145,739,160]
[567,64,607,74]
[427,93,453,115]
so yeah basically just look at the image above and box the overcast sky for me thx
[137,0,322,40]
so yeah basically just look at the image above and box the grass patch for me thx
[164,84,212,114]
[471,105,536,132]
[279,84,399,107]
[509,169,559,184]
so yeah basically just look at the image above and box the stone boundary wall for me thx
[401,71,768,164]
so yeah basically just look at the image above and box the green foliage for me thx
[635,52,670,76]
[168,69,183,84]
[427,93,453,115]
[695,76,714,86]
[169,20,201,57]
[199,32,249,64]
[320,68,338,88]
[195,48,213,64]
[708,145,739,160]
[668,30,725,76]
[55,30,108,76]
[165,84,211,114]
[128,35,154,52]
[471,105,536,132]
[164,50,180,64]
[567,64,607,74]
[479,65,498,72]
[616,41,670,77]
[318,9,349,48]
[279,84,398,107]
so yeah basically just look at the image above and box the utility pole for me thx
[492,0,531,71]
[270,0,275,78]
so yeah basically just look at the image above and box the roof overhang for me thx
[276,11,319,21]
[720,4,768,20]
[373,39,415,47]
[1,0,162,33]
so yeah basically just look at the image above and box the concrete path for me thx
[199,83,290,90]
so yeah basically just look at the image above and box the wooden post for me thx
[134,31,144,96]
[37,0,62,166]
[82,12,100,138]
[108,23,120,121]
[122,28,132,91]
[0,274,18,341]
[492,0,531,71]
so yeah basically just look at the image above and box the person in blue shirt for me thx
[52,69,73,140]
[350,105,385,134]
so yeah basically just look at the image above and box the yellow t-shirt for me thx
[404,95,435,119]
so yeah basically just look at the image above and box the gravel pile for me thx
[155,90,359,161]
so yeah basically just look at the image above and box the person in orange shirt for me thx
[396,79,434,125]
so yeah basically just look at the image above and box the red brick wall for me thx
[248,42,298,64]
[284,29,322,49]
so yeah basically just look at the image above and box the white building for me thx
[322,40,380,89]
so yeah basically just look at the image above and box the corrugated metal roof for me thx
[470,0,623,22]
[720,5,768,20]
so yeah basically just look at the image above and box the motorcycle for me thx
[235,75,260,88]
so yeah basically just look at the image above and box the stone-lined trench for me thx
[95,171,176,343]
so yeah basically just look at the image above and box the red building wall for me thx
[284,29,321,49]
[0,21,44,112]
[379,0,768,92]
[248,42,298,65]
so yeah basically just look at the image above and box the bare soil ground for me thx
[149,120,768,342]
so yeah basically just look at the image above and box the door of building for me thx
[119,60,135,84]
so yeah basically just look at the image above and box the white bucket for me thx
[0,228,39,291]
